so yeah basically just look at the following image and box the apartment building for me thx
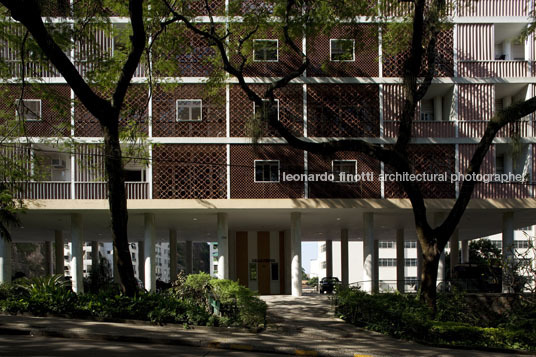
[1,1,536,295]
[310,226,535,292]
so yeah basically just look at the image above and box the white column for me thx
[396,229,405,293]
[0,232,12,284]
[461,240,469,263]
[217,213,229,279]
[502,212,514,293]
[373,240,379,293]
[416,239,423,290]
[434,213,446,286]
[138,241,145,283]
[434,96,443,122]
[450,230,459,275]
[438,252,446,288]
[169,229,177,281]
[185,240,193,275]
[290,212,302,296]
[44,241,53,276]
[144,213,156,292]
[54,230,64,275]
[70,214,84,293]
[325,240,333,278]
[362,212,375,293]
[341,229,349,287]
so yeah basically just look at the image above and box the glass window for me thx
[378,258,396,267]
[15,99,41,121]
[330,39,355,61]
[253,39,278,61]
[271,262,279,280]
[254,160,280,182]
[253,99,279,122]
[176,99,202,121]
[404,241,417,249]
[332,160,356,182]
[249,263,257,280]
[378,241,395,249]
[405,258,417,267]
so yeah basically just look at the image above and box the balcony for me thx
[17,182,148,200]
[458,60,528,77]
[458,120,533,138]
[384,120,456,138]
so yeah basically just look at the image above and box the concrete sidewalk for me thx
[0,294,529,357]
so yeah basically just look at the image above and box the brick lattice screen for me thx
[0,84,70,137]
[383,30,453,77]
[74,85,148,137]
[230,84,303,137]
[308,152,381,198]
[384,144,456,198]
[307,84,380,137]
[153,144,227,199]
[152,84,226,137]
[230,145,304,198]
[307,24,379,77]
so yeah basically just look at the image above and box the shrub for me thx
[335,287,536,351]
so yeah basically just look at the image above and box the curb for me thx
[0,324,331,356]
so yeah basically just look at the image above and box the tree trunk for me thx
[102,123,138,296]
[419,241,441,313]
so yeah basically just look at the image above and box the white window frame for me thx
[331,160,357,182]
[253,99,280,122]
[253,39,279,62]
[330,39,355,62]
[176,99,202,122]
[254,160,280,183]
[15,99,42,121]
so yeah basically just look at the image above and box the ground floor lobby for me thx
[1,198,536,294]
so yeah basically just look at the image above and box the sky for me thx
[301,242,318,275]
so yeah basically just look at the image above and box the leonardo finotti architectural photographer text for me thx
[281,172,525,183]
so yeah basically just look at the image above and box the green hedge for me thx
[335,287,536,351]
[0,273,266,329]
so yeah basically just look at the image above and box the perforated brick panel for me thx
[383,30,453,77]
[230,145,304,198]
[153,84,226,137]
[153,144,227,199]
[41,0,70,16]
[74,85,148,137]
[384,144,455,198]
[307,25,379,77]
[151,24,217,77]
[307,84,379,137]
[230,84,303,137]
[0,84,70,137]
[308,152,381,198]
[231,27,303,77]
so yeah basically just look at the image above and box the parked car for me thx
[319,277,340,294]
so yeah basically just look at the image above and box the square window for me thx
[253,99,279,122]
[253,39,278,62]
[332,160,356,182]
[254,160,280,183]
[330,39,355,61]
[15,99,41,121]
[176,99,202,121]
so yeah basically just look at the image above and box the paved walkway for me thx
[0,294,530,356]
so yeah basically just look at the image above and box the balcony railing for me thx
[472,182,534,199]
[458,120,532,138]
[458,60,528,78]
[17,181,148,200]
[384,120,456,138]
[75,182,148,199]
[17,181,71,199]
